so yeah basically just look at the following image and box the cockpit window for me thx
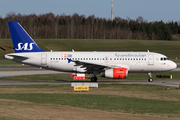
[161,57,169,61]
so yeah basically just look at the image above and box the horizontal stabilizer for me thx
[4,54,29,60]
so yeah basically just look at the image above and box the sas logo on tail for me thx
[15,43,34,51]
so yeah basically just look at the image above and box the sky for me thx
[0,0,180,22]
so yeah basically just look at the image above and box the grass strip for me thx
[0,93,180,116]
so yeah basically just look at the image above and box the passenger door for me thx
[41,53,47,65]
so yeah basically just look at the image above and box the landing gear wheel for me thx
[94,76,97,82]
[90,77,94,82]
[91,77,97,82]
[148,78,153,82]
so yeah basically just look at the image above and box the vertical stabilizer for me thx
[8,21,45,53]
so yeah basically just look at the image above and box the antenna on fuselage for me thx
[72,49,74,52]
[147,50,150,52]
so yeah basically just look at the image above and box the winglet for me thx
[67,58,73,63]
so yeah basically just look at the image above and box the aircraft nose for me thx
[171,61,177,70]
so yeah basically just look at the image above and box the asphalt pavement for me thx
[0,66,180,88]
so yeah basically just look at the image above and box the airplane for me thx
[4,21,177,82]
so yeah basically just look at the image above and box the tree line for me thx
[0,12,180,40]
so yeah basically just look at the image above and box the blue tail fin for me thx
[8,21,45,53]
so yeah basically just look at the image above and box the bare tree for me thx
[136,16,144,24]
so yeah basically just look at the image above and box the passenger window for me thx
[51,58,52,60]
[64,58,66,60]
[61,58,63,60]
[114,58,116,60]
[117,58,119,60]
[94,58,96,60]
[83,58,85,60]
[97,58,99,60]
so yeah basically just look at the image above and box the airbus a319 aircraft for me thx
[4,21,177,82]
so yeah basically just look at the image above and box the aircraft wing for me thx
[74,60,109,69]
[67,58,129,71]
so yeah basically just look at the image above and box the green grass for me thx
[0,93,180,116]
[0,60,24,66]
[1,84,180,101]
[0,71,179,81]
[1,84,180,117]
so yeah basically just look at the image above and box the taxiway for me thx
[0,66,179,88]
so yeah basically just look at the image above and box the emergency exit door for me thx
[148,54,154,65]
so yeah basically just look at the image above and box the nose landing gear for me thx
[148,72,153,82]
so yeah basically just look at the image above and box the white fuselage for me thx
[4,51,177,73]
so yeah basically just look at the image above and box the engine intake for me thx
[101,68,128,79]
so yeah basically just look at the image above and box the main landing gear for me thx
[91,70,99,82]
[148,72,153,82]
[91,76,97,82]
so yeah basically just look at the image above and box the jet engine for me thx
[101,68,128,79]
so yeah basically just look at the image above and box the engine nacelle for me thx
[101,68,128,79]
